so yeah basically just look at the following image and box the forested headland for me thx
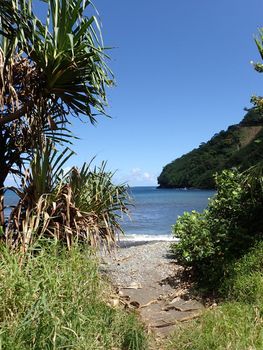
[158,109,263,189]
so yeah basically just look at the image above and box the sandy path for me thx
[100,241,204,338]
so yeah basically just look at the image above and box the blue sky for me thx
[68,0,263,186]
[13,0,263,187]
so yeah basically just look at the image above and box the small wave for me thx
[117,234,179,242]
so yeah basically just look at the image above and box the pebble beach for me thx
[100,240,204,338]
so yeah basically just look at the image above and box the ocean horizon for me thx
[119,186,215,241]
[4,186,215,241]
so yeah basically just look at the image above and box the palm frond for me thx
[5,150,130,252]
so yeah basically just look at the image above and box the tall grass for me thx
[166,242,263,350]
[166,302,263,350]
[0,242,148,349]
[220,241,263,305]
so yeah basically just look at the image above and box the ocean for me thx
[120,186,215,241]
[3,190,18,217]
[4,187,215,241]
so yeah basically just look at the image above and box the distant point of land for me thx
[158,110,263,189]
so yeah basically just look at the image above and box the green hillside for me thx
[158,111,263,189]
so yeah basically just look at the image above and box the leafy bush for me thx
[171,168,263,288]
[172,210,214,263]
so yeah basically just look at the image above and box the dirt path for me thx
[100,241,204,339]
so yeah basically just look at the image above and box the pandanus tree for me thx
[6,143,130,250]
[0,0,113,227]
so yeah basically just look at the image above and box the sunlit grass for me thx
[0,242,148,349]
[166,302,263,350]
[166,242,263,350]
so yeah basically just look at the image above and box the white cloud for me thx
[131,168,141,175]
[143,172,151,179]
[115,168,157,186]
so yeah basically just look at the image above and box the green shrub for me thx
[171,210,214,263]
[171,169,263,289]
[0,242,148,349]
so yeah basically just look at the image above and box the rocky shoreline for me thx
[100,241,204,338]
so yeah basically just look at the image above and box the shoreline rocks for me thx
[100,241,204,338]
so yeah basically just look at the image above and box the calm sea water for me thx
[4,187,215,241]
[3,190,18,217]
[120,187,215,240]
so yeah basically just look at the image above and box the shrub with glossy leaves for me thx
[172,168,263,288]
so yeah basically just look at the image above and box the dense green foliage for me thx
[0,243,148,349]
[171,168,263,288]
[158,111,263,189]
[166,243,263,350]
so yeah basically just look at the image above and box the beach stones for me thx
[100,241,205,338]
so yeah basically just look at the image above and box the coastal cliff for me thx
[158,110,263,189]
